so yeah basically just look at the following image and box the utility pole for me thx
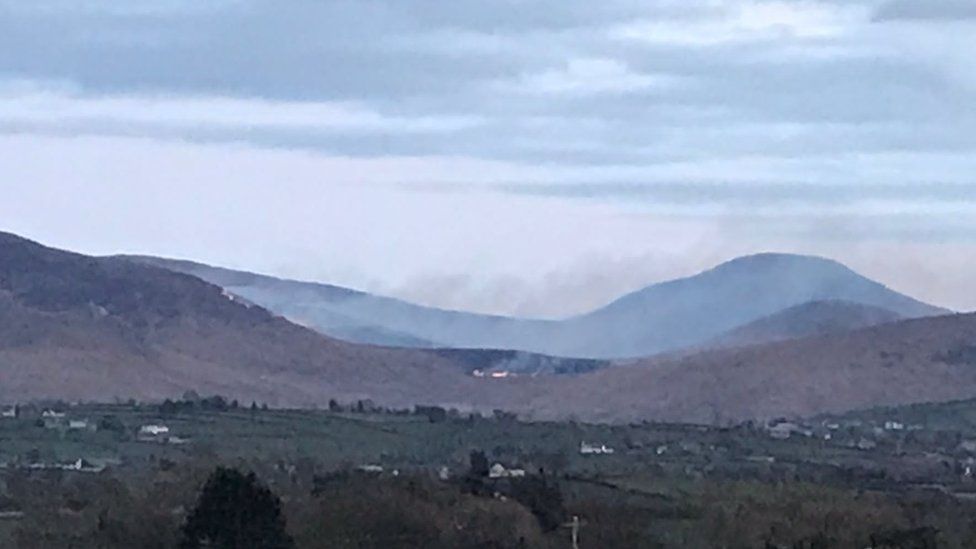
[572,515,580,549]
[561,515,580,549]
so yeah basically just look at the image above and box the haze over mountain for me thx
[705,300,905,349]
[0,232,479,408]
[132,253,947,359]
[3,232,976,425]
[527,312,976,424]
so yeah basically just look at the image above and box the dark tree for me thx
[510,474,565,532]
[201,395,229,411]
[98,414,125,433]
[180,467,293,549]
[416,405,448,423]
[159,399,180,416]
[469,450,490,478]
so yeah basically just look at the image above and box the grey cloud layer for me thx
[874,0,976,21]
[1,0,975,245]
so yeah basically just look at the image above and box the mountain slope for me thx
[124,255,543,350]
[523,312,976,424]
[3,231,975,424]
[0,232,479,408]
[707,299,905,348]
[556,253,948,357]
[130,253,948,359]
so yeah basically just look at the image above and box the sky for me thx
[1,0,975,316]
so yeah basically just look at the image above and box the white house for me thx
[1,406,16,419]
[59,458,105,473]
[139,424,170,437]
[960,440,976,454]
[766,420,812,440]
[42,410,65,419]
[768,423,794,440]
[488,463,526,478]
[580,442,615,455]
[357,464,384,474]
[68,419,90,430]
[856,437,877,451]
[884,421,905,431]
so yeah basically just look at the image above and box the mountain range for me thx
[131,252,947,358]
[3,230,974,424]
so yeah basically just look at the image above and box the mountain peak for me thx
[707,252,851,276]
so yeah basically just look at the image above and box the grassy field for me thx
[5,402,976,547]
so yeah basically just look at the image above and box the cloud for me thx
[1,0,976,313]
[614,1,868,46]
[0,81,482,136]
[497,58,683,96]
[0,0,242,16]
[874,0,976,21]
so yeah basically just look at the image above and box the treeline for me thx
[155,393,517,425]
[6,455,976,548]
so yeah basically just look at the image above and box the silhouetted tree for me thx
[98,414,125,433]
[509,474,565,532]
[469,450,490,478]
[180,467,293,549]
[159,399,180,416]
[416,405,448,423]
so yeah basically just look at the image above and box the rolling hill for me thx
[522,312,976,424]
[6,231,973,426]
[0,231,481,409]
[556,253,947,357]
[706,299,905,349]
[130,253,948,359]
[124,255,543,350]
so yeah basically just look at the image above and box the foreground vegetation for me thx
[4,398,976,547]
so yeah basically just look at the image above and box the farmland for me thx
[4,400,976,546]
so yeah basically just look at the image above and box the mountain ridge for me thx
[3,231,976,425]
[705,299,906,349]
[127,251,948,358]
[0,231,480,409]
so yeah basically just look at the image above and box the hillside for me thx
[556,253,947,358]
[7,232,974,426]
[130,253,948,359]
[523,312,976,424]
[0,232,479,409]
[707,300,904,348]
[124,255,549,350]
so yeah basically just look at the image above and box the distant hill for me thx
[129,253,948,359]
[522,312,976,424]
[3,231,975,425]
[0,232,480,408]
[555,253,948,358]
[124,255,533,350]
[707,300,905,348]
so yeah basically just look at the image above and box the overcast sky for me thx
[1,0,975,316]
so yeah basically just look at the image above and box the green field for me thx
[4,402,976,547]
